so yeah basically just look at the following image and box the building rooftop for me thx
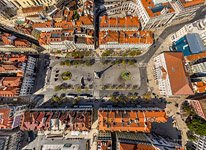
[141,0,175,17]
[199,100,206,118]
[100,16,140,29]
[21,109,92,131]
[173,33,206,56]
[0,65,19,72]
[192,81,206,93]
[22,6,44,13]
[23,135,88,150]
[0,105,24,129]
[97,132,112,150]
[185,51,206,62]
[0,130,24,150]
[190,98,206,119]
[180,0,205,8]
[0,54,34,97]
[98,108,167,132]
[2,77,21,87]
[0,107,13,129]
[76,15,93,26]
[116,132,184,150]
[163,52,194,95]
[99,30,153,45]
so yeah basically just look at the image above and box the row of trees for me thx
[102,84,138,90]
[60,59,95,66]
[54,83,93,92]
[109,92,141,104]
[101,59,137,65]
[101,49,142,57]
[66,51,93,58]
[51,95,80,106]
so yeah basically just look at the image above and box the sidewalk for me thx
[147,32,173,95]
[165,97,189,147]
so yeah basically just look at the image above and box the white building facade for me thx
[20,56,36,96]
[154,53,173,96]
[7,0,64,8]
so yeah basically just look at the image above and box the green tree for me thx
[187,115,206,136]
[54,86,61,91]
[61,71,72,80]
[52,96,61,103]
[73,10,80,20]
[60,61,65,65]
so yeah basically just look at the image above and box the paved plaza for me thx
[43,60,141,100]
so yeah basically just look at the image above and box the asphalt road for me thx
[94,5,206,64]
[0,4,205,99]
[140,6,206,64]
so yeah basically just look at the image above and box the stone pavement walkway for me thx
[166,97,189,147]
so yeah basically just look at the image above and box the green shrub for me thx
[61,71,72,80]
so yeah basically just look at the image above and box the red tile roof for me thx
[180,0,205,8]
[21,110,92,131]
[0,65,19,72]
[22,6,44,13]
[98,109,167,132]
[0,87,19,97]
[185,51,206,62]
[99,30,153,45]
[193,81,206,93]
[100,16,140,29]
[141,0,175,17]
[2,77,21,87]
[0,108,13,129]
[163,52,194,95]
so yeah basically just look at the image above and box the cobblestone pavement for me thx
[165,97,189,146]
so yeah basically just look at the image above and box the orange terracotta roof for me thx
[8,55,27,62]
[63,9,74,20]
[141,0,175,17]
[0,108,13,129]
[120,143,137,150]
[0,87,19,96]
[22,6,44,13]
[54,20,74,29]
[100,16,140,29]
[0,65,18,72]
[185,51,206,62]
[193,81,206,93]
[32,21,52,28]
[98,141,112,150]
[76,15,93,26]
[21,111,92,131]
[2,77,21,87]
[99,30,153,45]
[163,52,194,95]
[180,0,205,8]
[86,38,94,44]
[98,109,167,132]
[138,144,156,150]
[120,143,157,150]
